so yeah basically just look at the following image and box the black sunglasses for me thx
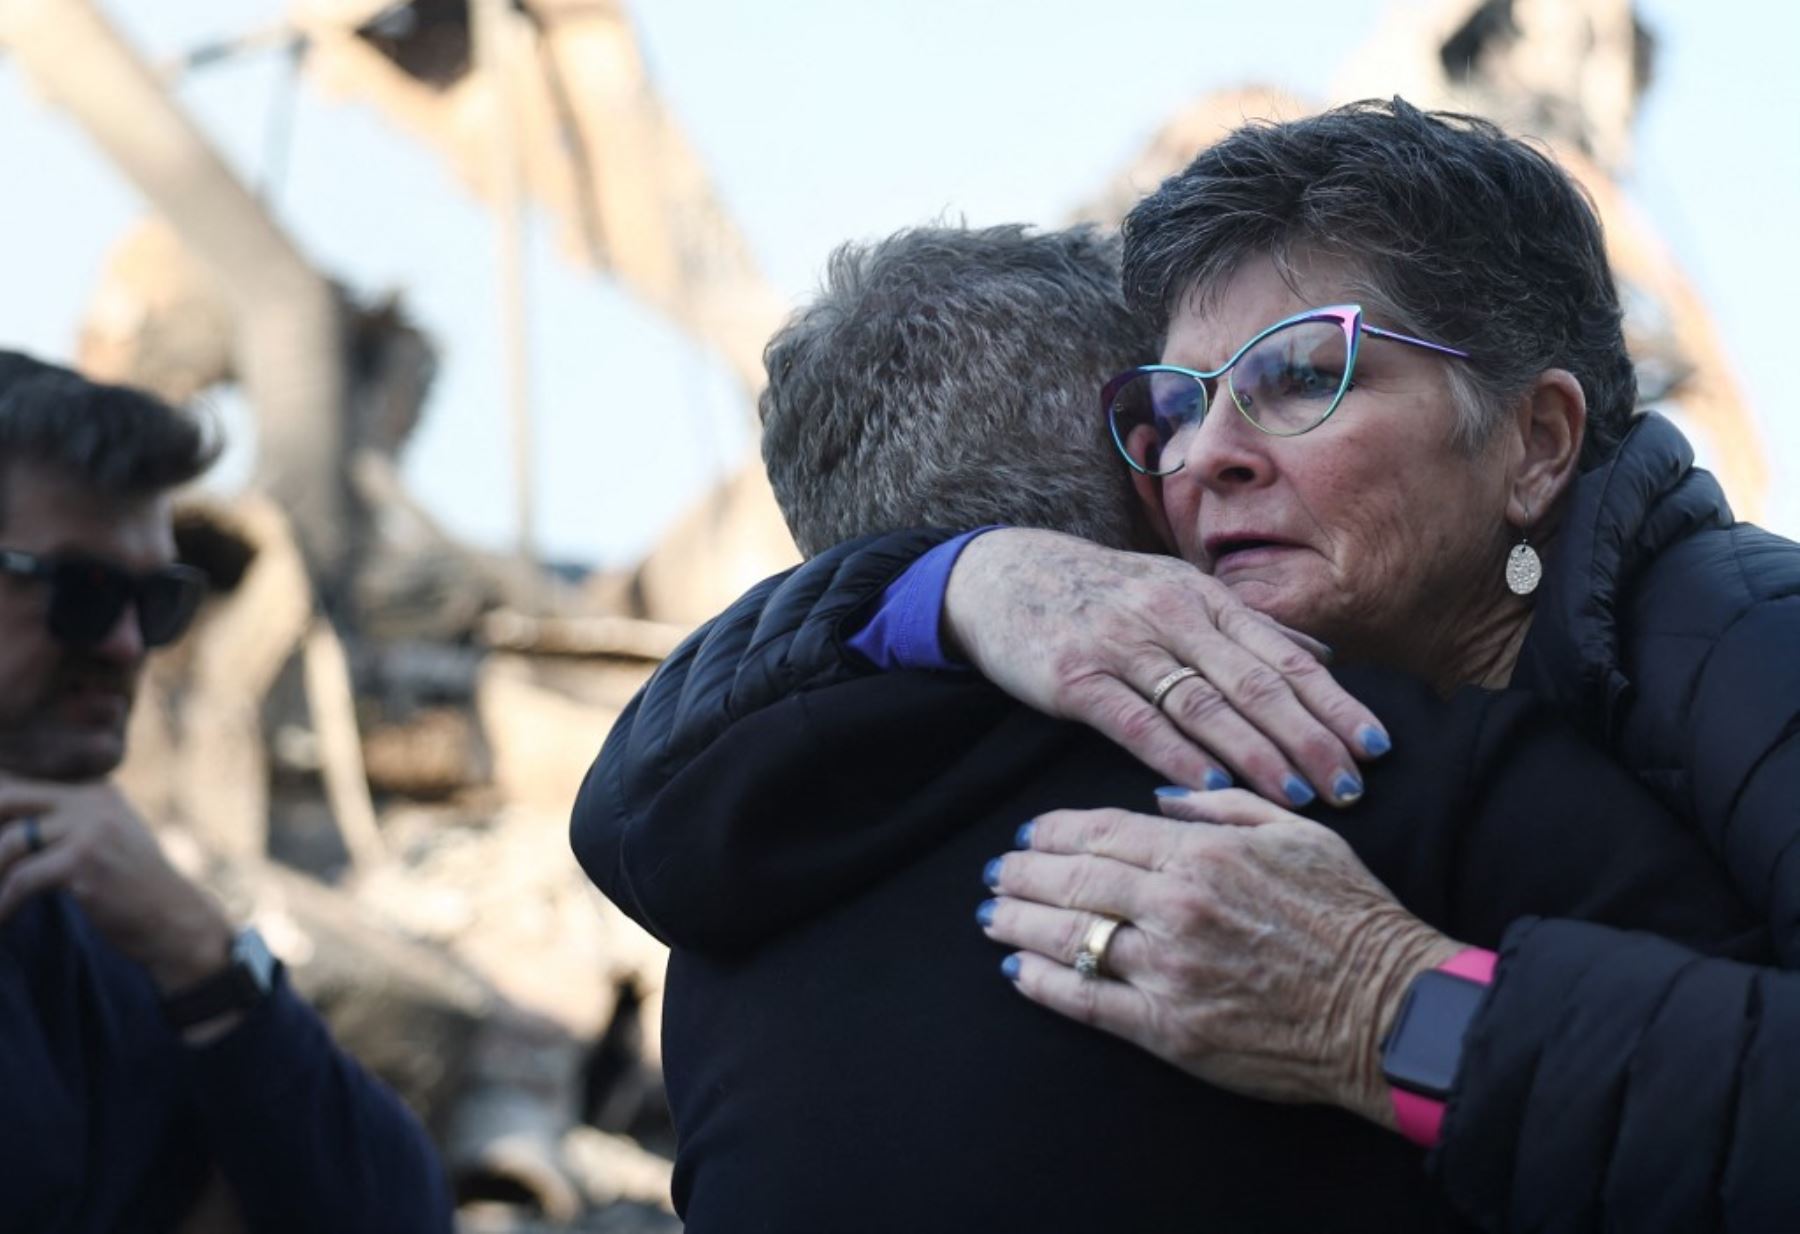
[0,548,207,649]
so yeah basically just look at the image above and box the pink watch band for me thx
[1391,947,1497,1148]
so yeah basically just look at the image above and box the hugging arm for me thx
[570,528,956,931]
[574,525,1388,911]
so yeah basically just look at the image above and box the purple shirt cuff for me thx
[845,528,999,670]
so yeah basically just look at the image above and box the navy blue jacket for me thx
[0,891,453,1233]
[572,412,1800,1231]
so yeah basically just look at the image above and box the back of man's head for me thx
[0,351,218,529]
[759,224,1154,558]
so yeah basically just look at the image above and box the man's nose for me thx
[88,602,147,664]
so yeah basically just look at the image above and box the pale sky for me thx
[1,0,1795,566]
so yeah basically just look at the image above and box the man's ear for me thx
[1507,368,1586,530]
[1130,467,1179,553]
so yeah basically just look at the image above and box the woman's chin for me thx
[1221,577,1329,640]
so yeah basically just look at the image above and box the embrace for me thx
[574,99,1800,1231]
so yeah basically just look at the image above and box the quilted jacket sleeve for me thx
[569,528,954,932]
[1434,592,1800,1231]
[1680,590,1800,965]
[1435,916,1800,1232]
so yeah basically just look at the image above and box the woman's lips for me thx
[1211,543,1299,574]
[1204,534,1302,573]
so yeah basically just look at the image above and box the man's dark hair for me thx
[760,224,1156,558]
[1121,97,1637,467]
[0,351,220,527]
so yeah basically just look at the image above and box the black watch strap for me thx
[161,927,280,1031]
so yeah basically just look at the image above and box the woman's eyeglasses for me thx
[1104,304,1471,477]
[0,548,207,648]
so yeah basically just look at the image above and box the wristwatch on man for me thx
[160,926,281,1031]
[1380,948,1497,1147]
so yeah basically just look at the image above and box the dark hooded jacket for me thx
[572,414,1800,1230]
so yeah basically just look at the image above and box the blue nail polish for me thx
[983,856,1004,888]
[1001,954,1022,981]
[1359,726,1392,758]
[976,899,998,928]
[1204,768,1234,791]
[1154,785,1191,799]
[1333,770,1364,803]
[1014,820,1036,848]
[1284,774,1317,808]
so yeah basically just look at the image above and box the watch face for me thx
[1383,970,1488,1098]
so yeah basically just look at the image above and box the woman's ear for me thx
[1508,368,1586,528]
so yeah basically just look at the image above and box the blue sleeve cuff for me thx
[844,527,999,670]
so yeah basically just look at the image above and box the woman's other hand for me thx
[977,792,1462,1127]
[942,529,1388,806]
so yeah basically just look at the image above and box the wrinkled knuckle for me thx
[1159,886,1216,936]
[1234,665,1293,708]
[1216,603,1262,639]
[1049,647,1098,689]
[1063,858,1103,907]
[1170,682,1229,727]
[1113,705,1164,748]
[1084,811,1124,853]
[1056,915,1090,964]
[1270,645,1323,678]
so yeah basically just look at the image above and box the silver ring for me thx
[1074,915,1123,980]
[23,816,43,855]
[1148,666,1202,712]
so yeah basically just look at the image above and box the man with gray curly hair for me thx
[757,223,1157,558]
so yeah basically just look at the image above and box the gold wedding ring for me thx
[1149,665,1201,712]
[1074,914,1123,980]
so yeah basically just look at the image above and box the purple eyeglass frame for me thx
[1104,303,1471,475]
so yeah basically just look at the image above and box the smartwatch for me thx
[1380,948,1496,1146]
[161,926,281,1031]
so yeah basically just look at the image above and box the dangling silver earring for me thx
[1505,531,1542,597]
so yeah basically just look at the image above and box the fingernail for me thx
[1014,820,1036,848]
[976,898,998,928]
[1283,774,1317,808]
[983,856,1005,889]
[1359,725,1391,758]
[1204,768,1234,791]
[1000,954,1022,981]
[1154,785,1191,799]
[1333,770,1364,804]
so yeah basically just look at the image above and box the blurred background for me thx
[0,0,1792,1229]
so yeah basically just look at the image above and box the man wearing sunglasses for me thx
[0,352,450,1232]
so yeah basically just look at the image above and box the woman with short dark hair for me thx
[580,101,1800,1228]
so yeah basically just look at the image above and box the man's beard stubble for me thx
[0,653,138,782]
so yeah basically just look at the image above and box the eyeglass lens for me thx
[1108,318,1353,473]
[46,558,204,648]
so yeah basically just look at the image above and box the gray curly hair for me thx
[760,223,1156,557]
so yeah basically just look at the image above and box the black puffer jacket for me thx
[572,413,1800,1231]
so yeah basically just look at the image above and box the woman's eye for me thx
[1282,365,1340,397]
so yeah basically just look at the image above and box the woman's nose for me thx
[1181,396,1275,491]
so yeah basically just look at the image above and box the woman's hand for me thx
[942,529,1388,806]
[977,790,1462,1127]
